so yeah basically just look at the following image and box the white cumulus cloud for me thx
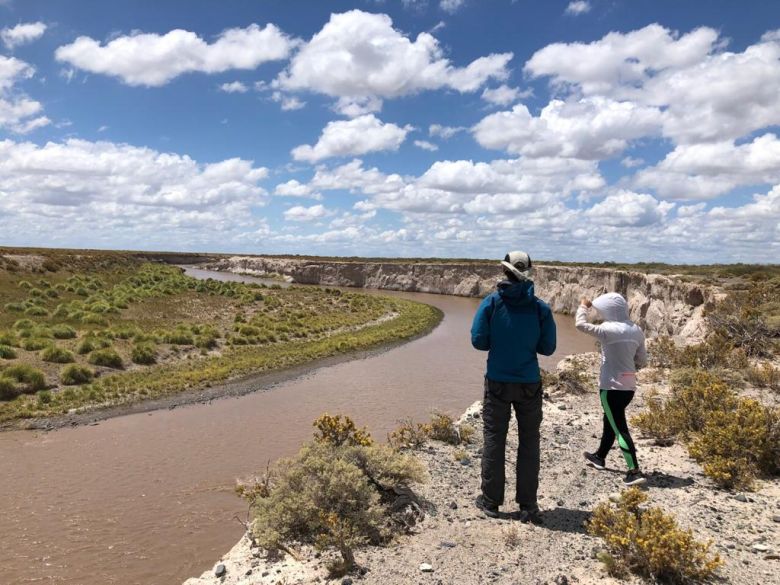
[0,55,49,133]
[0,138,269,248]
[473,97,662,160]
[291,114,412,162]
[586,191,673,227]
[414,140,438,151]
[284,204,331,222]
[55,24,295,86]
[1,22,47,49]
[275,10,512,111]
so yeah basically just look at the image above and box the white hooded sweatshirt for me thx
[575,293,647,391]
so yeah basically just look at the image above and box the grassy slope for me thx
[0,251,442,424]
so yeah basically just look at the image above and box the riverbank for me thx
[184,355,780,585]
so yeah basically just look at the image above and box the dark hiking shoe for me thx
[623,469,647,486]
[475,495,500,518]
[513,504,542,524]
[583,451,606,470]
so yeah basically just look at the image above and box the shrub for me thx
[688,400,779,490]
[0,345,16,359]
[162,329,195,345]
[4,302,24,312]
[631,389,676,446]
[76,336,111,355]
[20,338,52,351]
[707,284,775,357]
[80,312,108,326]
[41,346,75,363]
[13,319,34,330]
[649,336,677,369]
[0,331,17,346]
[588,488,722,583]
[388,418,430,449]
[24,305,49,317]
[0,377,20,400]
[313,413,373,447]
[744,362,780,391]
[37,390,53,404]
[51,324,77,339]
[428,412,472,445]
[131,343,157,365]
[88,348,124,369]
[111,326,139,340]
[61,364,95,385]
[250,435,425,574]
[1,364,46,393]
[194,334,218,350]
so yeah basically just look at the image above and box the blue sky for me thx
[1,0,779,262]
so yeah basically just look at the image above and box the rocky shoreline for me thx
[205,257,714,340]
[183,354,780,585]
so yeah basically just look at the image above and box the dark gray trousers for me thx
[481,377,543,508]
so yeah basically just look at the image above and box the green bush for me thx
[20,338,52,352]
[88,348,124,369]
[0,345,17,359]
[131,343,157,365]
[0,377,20,400]
[52,324,78,339]
[744,362,780,391]
[24,305,49,317]
[588,488,722,582]
[0,331,17,346]
[1,364,46,393]
[4,302,24,312]
[162,329,195,345]
[80,312,108,326]
[76,336,111,355]
[41,345,75,364]
[60,364,95,385]
[250,418,425,574]
[13,319,34,330]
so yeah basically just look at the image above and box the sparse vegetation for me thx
[588,488,722,583]
[388,412,474,449]
[633,369,779,489]
[246,415,426,575]
[0,250,442,424]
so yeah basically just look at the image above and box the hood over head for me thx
[592,292,630,322]
[497,279,535,306]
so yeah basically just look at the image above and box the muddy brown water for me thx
[0,269,594,585]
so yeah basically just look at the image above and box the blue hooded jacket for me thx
[470,280,557,383]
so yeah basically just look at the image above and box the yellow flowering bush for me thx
[588,488,722,583]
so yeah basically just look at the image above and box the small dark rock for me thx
[554,575,569,585]
[734,494,749,503]
[214,563,226,578]
[245,569,252,576]
[557,500,565,507]
[772,515,780,523]
[578,501,588,508]
[341,578,353,585]
[449,501,458,510]
[440,541,457,548]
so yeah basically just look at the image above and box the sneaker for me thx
[623,469,647,486]
[475,495,500,518]
[513,504,542,524]
[583,451,606,470]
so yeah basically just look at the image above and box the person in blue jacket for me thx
[471,250,557,521]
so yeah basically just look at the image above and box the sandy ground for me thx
[184,354,780,585]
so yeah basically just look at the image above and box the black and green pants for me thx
[596,389,639,470]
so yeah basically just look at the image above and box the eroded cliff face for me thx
[205,256,713,340]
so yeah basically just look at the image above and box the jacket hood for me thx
[592,292,630,322]
[497,279,535,306]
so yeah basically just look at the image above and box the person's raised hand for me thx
[580,297,592,308]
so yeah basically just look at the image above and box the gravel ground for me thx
[185,354,780,585]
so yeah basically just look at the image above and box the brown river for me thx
[0,268,594,585]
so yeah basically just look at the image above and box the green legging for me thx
[597,389,639,470]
